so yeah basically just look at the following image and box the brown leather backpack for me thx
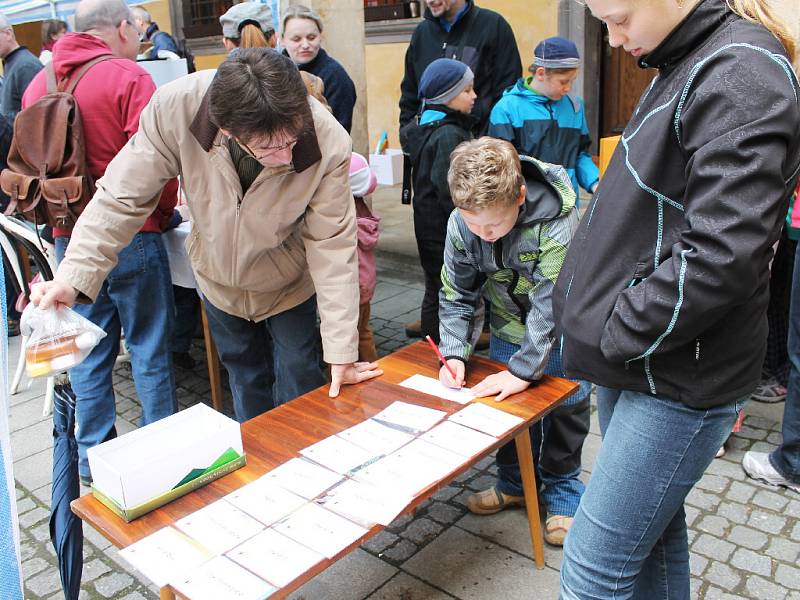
[0,55,113,227]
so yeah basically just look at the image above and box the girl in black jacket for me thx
[554,0,800,597]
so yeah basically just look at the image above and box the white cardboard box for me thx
[369,149,404,186]
[88,403,245,521]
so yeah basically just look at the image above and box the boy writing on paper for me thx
[437,137,591,546]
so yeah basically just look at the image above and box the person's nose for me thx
[607,25,625,49]
[271,146,294,165]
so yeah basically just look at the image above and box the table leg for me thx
[159,586,176,600]
[200,302,223,413]
[514,427,546,569]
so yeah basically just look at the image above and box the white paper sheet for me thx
[224,477,308,526]
[300,435,381,475]
[173,555,276,600]
[227,528,323,589]
[119,526,213,588]
[354,439,465,496]
[400,374,475,404]
[174,498,264,554]
[420,420,498,458]
[262,457,343,499]
[273,502,369,559]
[336,418,414,455]
[371,401,447,433]
[448,402,525,437]
[317,479,412,527]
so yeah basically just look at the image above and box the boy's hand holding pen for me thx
[426,335,466,389]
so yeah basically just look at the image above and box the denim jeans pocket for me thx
[107,234,146,282]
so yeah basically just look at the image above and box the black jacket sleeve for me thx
[5,60,43,120]
[326,68,357,134]
[399,32,422,132]
[600,47,800,363]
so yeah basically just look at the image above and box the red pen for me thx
[425,335,460,385]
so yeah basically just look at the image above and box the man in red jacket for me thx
[22,0,178,486]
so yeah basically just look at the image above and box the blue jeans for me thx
[172,285,199,353]
[771,242,800,483]
[490,336,591,517]
[201,294,325,422]
[56,234,177,479]
[560,387,744,599]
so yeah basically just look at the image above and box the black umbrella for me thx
[49,380,82,600]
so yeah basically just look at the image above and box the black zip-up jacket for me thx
[398,0,521,136]
[553,0,800,409]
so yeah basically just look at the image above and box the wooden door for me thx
[600,35,657,138]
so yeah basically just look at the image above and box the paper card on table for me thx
[354,439,463,496]
[273,502,369,558]
[336,418,414,455]
[400,374,474,404]
[371,401,447,433]
[119,526,213,588]
[224,477,308,526]
[317,478,412,527]
[173,555,277,600]
[420,420,497,458]
[300,435,381,475]
[448,402,525,437]
[227,528,324,589]
[262,457,343,499]
[174,498,264,554]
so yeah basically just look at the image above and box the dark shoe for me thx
[173,351,196,370]
[7,318,20,337]
[405,319,422,338]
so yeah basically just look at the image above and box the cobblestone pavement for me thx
[9,189,800,599]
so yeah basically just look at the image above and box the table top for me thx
[72,341,577,594]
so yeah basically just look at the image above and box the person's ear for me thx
[535,67,546,81]
[517,184,526,206]
[268,32,277,48]
[219,127,231,138]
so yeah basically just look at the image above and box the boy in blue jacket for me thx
[489,37,598,199]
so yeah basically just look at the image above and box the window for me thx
[182,0,234,38]
[364,1,421,22]
[364,0,422,43]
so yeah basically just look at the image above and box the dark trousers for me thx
[201,295,325,422]
[413,200,449,344]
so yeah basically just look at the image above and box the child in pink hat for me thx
[349,153,380,362]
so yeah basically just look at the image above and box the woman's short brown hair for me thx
[448,138,524,211]
[208,48,310,145]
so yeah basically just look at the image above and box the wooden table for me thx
[72,342,577,599]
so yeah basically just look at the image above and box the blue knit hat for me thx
[533,37,580,69]
[418,58,474,105]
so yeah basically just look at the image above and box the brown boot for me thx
[466,486,525,515]
[405,319,422,338]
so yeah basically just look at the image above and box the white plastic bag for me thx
[20,304,106,378]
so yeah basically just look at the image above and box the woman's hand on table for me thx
[328,362,383,397]
[471,370,530,402]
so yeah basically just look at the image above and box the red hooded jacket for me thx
[22,33,177,237]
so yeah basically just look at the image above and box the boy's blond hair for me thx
[448,137,524,211]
